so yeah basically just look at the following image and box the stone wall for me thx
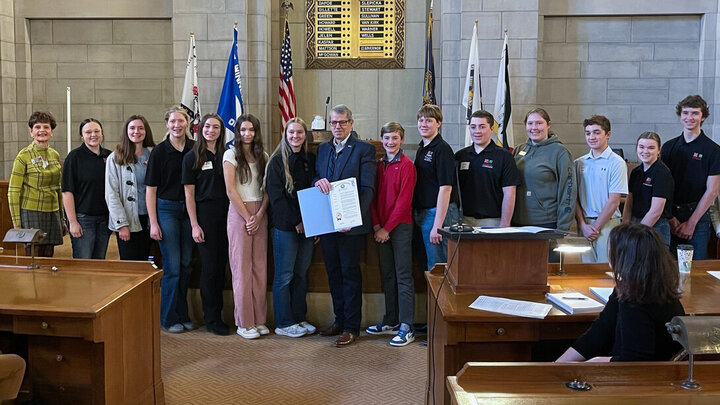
[539,15,704,160]
[29,19,173,153]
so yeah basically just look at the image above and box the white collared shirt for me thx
[575,147,628,218]
[333,135,350,154]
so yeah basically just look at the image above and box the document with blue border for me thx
[297,177,362,237]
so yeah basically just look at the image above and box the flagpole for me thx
[66,87,71,155]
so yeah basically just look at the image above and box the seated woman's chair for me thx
[0,354,25,403]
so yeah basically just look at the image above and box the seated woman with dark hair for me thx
[556,222,685,362]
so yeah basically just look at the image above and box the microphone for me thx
[324,96,330,131]
[449,161,472,232]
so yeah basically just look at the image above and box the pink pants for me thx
[227,201,267,328]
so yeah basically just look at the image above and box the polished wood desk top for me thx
[427,260,720,322]
[0,256,162,319]
[448,361,720,404]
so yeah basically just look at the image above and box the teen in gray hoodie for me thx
[513,108,576,232]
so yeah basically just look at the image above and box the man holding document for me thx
[314,104,376,347]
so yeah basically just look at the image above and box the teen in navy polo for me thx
[455,110,519,227]
[413,104,458,270]
[623,132,674,248]
[661,95,720,259]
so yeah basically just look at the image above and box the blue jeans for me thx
[632,217,671,250]
[272,228,315,328]
[157,198,194,327]
[671,211,711,260]
[414,203,459,270]
[377,222,414,327]
[69,213,111,259]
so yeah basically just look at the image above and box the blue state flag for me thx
[217,27,245,148]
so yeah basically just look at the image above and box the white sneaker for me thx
[299,321,317,335]
[256,324,270,335]
[237,326,260,339]
[275,324,307,338]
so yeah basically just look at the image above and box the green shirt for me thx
[8,142,63,227]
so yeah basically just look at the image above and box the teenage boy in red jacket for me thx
[366,122,417,346]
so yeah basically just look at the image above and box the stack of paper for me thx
[545,292,604,314]
[589,287,614,304]
[708,271,720,281]
[468,295,552,319]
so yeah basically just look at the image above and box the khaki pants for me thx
[580,217,621,263]
[462,217,501,227]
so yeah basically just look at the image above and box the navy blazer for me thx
[315,133,377,235]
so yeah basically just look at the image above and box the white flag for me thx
[181,33,200,136]
[462,21,481,147]
[494,32,514,149]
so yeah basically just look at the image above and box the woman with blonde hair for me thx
[146,106,195,333]
[266,117,317,338]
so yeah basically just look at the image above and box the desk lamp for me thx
[552,237,592,276]
[2,228,45,269]
[666,315,720,390]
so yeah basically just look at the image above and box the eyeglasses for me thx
[330,120,351,127]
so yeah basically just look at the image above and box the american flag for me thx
[279,18,296,128]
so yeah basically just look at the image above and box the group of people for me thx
[7,94,716,356]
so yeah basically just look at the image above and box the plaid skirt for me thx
[20,209,63,245]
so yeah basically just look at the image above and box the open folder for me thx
[297,177,363,237]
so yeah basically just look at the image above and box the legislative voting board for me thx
[306,0,405,69]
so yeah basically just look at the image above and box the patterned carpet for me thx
[161,328,427,404]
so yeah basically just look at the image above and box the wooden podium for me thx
[439,229,565,294]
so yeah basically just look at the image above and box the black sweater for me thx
[266,150,316,231]
[572,290,684,361]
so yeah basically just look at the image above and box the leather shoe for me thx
[319,323,343,336]
[334,332,357,347]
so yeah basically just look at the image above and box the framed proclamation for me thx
[306,0,406,69]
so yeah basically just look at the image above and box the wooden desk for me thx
[427,261,720,405]
[0,256,164,404]
[447,361,720,405]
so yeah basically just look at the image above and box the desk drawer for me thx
[28,335,103,404]
[14,316,94,340]
[465,322,539,342]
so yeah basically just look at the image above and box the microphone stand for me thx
[324,96,330,131]
[449,162,472,232]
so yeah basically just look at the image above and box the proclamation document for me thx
[298,177,363,237]
[329,177,362,230]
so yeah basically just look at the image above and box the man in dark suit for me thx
[314,104,376,347]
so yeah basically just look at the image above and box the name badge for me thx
[460,162,470,170]
[518,150,527,156]
[202,161,213,171]
[32,156,48,168]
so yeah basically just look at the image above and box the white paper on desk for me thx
[473,226,556,234]
[328,177,362,230]
[708,271,720,281]
[469,295,552,319]
[589,287,614,304]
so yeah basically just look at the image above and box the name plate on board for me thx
[306,0,405,69]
